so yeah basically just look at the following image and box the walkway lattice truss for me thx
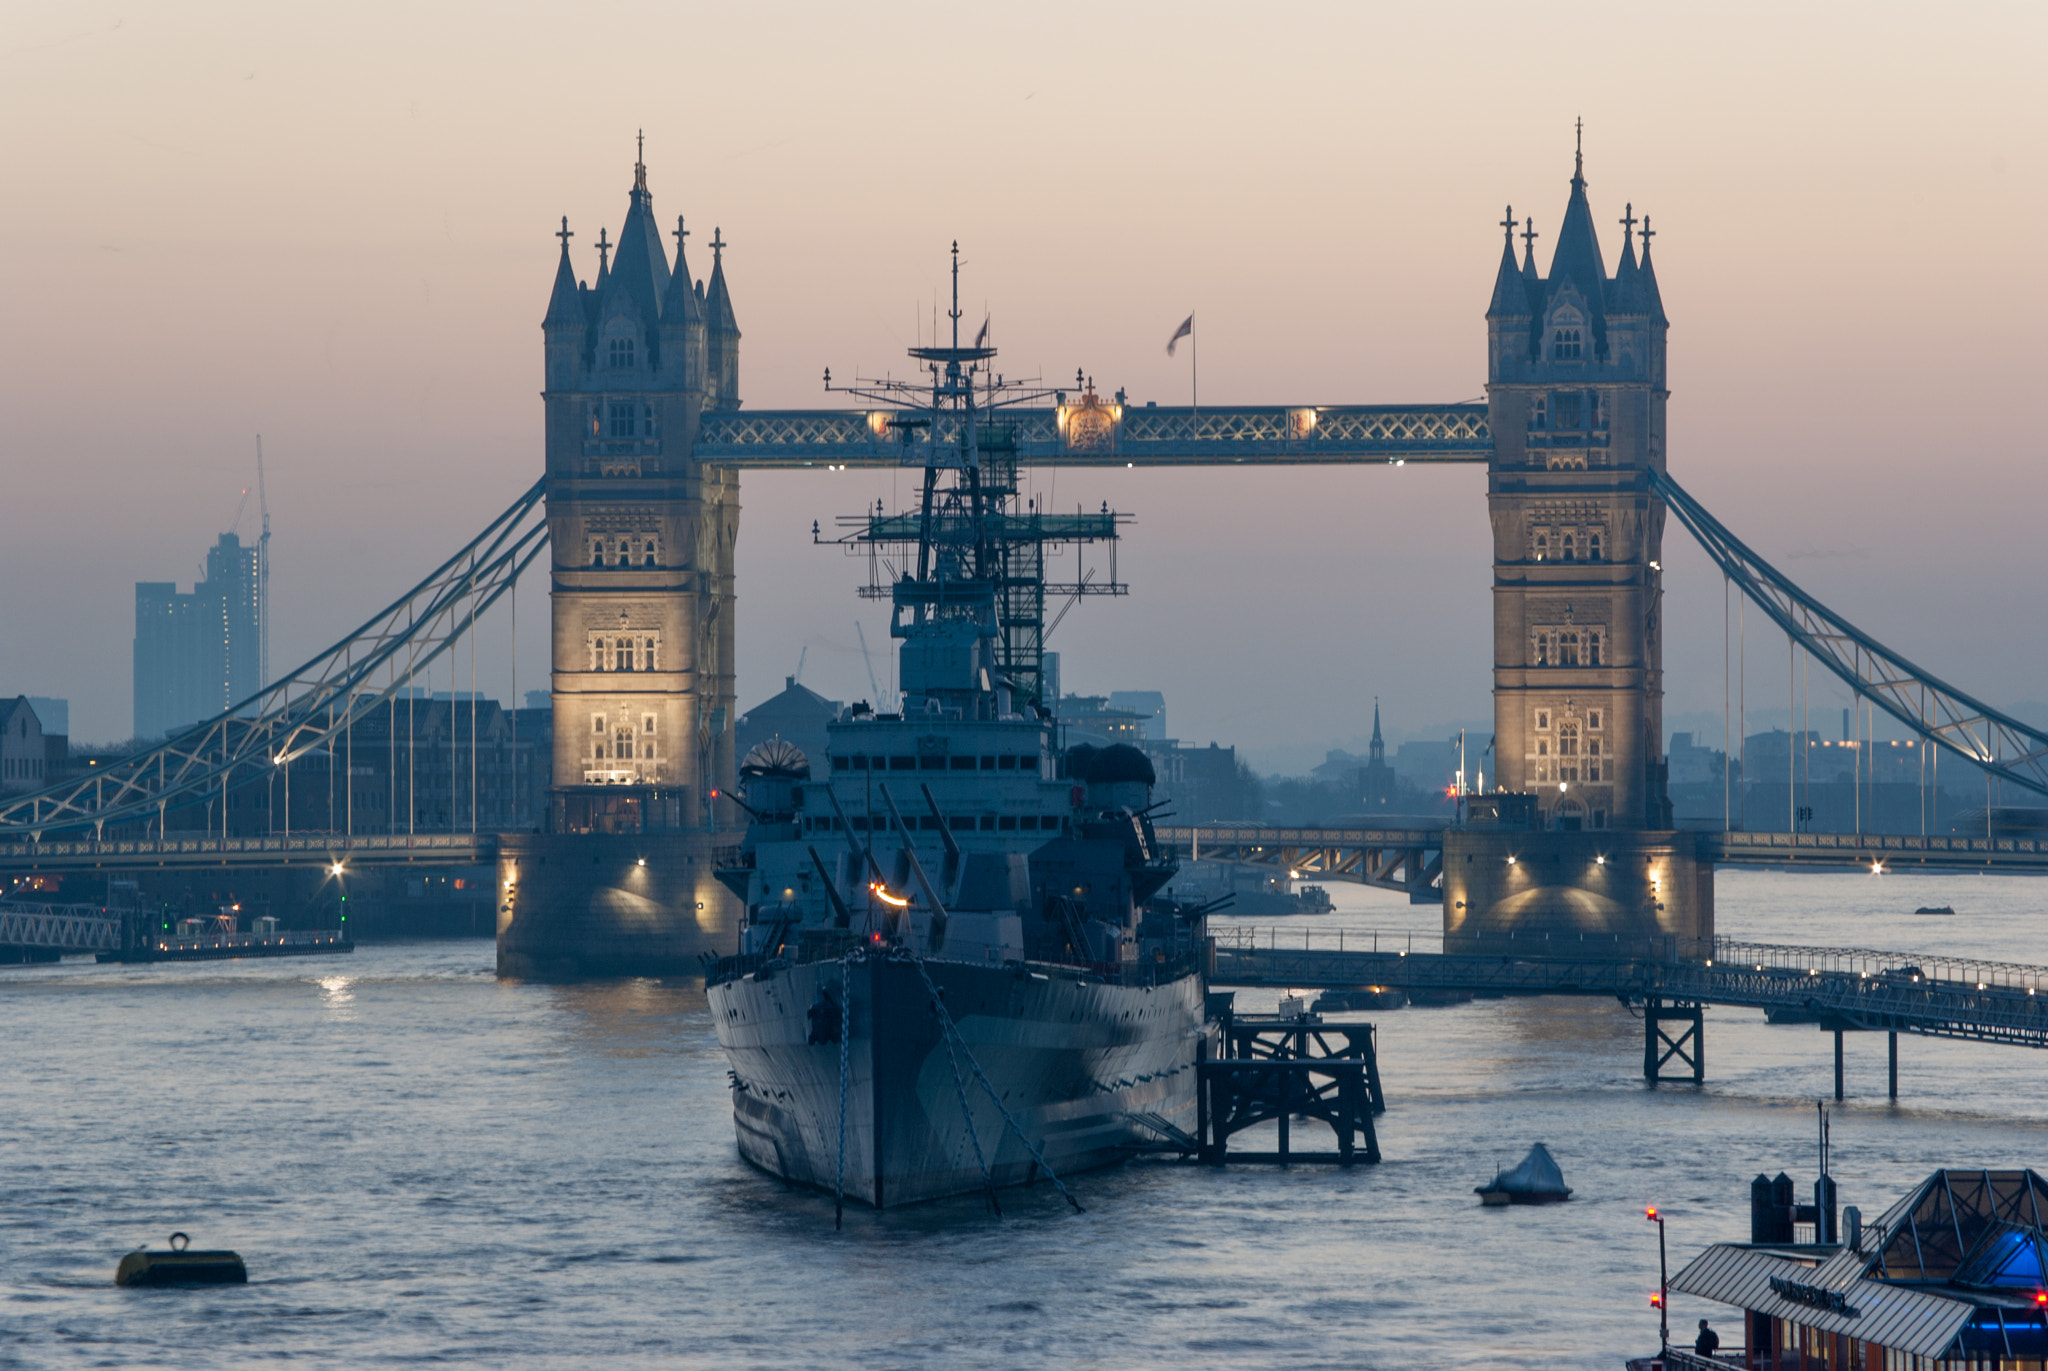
[0,479,550,838]
[1655,470,2048,800]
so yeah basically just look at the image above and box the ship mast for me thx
[819,246,1127,709]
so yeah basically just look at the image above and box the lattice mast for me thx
[819,244,1125,708]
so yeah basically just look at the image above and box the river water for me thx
[6,869,2046,1370]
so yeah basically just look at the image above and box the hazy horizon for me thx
[4,2,2042,771]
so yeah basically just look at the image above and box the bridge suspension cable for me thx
[1654,469,2048,801]
[0,478,550,839]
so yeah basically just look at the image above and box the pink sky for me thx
[2,1,2042,765]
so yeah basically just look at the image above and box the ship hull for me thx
[710,956,1204,1208]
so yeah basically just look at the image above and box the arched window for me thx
[590,541,604,567]
[1587,738,1602,782]
[1552,326,1582,361]
[1562,533,1576,562]
[615,540,632,567]
[642,539,657,567]
[1558,722,1580,781]
[1589,532,1603,562]
[608,335,636,369]
[1530,396,1548,431]
[1588,632,1603,666]
[1533,532,1548,562]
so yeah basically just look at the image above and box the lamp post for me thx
[1648,1206,1670,1356]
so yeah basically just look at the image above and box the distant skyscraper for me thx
[133,532,262,740]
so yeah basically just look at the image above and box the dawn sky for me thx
[3,1,2042,767]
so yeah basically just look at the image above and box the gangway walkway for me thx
[1209,927,2048,1053]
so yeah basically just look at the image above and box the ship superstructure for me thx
[707,249,1207,1209]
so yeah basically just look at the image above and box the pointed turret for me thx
[1487,206,1530,319]
[705,227,741,410]
[1369,698,1385,765]
[543,217,582,328]
[1636,214,1668,325]
[662,215,704,328]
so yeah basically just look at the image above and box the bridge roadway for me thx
[1210,930,2048,1051]
[0,831,497,875]
[1161,824,2048,900]
[692,404,1493,469]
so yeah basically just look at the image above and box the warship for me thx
[707,250,1208,1210]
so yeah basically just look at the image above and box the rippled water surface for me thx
[6,869,2047,1369]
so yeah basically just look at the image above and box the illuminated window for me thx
[1534,633,1549,666]
[1534,532,1548,562]
[609,335,636,369]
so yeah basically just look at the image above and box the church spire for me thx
[1370,697,1385,760]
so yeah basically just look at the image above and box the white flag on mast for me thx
[1165,314,1193,357]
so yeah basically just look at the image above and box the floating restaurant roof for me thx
[1671,1170,2048,1362]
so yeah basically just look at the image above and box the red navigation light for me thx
[2035,1291,2047,1307]
[1649,1292,1664,1309]
[1645,1206,1659,1221]
[709,788,720,798]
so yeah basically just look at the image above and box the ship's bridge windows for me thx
[997,755,1017,771]
[950,755,976,771]
[889,756,916,771]
[919,755,945,771]
[979,816,997,831]
[981,755,997,770]
[998,816,1018,831]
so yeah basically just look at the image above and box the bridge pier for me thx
[1442,824,1713,959]
[1889,1030,1898,1099]
[1834,1029,1845,1101]
[1644,997,1705,1085]
[495,831,742,980]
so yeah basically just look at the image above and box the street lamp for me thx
[1647,1206,1669,1355]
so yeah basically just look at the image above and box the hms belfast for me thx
[708,250,1208,1210]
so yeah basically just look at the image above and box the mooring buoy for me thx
[115,1232,248,1287]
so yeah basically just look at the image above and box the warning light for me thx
[1646,1207,1659,1221]
[710,789,720,798]
[1649,1292,1664,1309]
[2035,1291,2047,1307]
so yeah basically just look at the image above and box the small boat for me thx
[1312,987,1406,1013]
[1476,1142,1573,1205]
[1914,905,1956,916]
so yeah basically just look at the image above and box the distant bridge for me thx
[1161,824,2048,902]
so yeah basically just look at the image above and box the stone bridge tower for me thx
[1483,148,1672,833]
[537,147,741,834]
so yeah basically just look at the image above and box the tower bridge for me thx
[3,141,2044,982]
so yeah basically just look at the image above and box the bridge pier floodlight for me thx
[1643,996,1705,1086]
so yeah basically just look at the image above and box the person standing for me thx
[1694,1319,1721,1359]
